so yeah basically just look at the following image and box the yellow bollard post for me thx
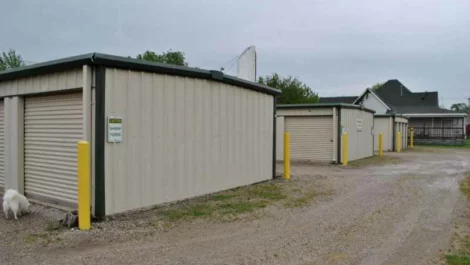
[77,141,91,230]
[283,132,290,180]
[410,128,414,149]
[378,133,383,157]
[396,132,401,153]
[342,133,348,166]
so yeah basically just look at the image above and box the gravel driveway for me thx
[1,148,470,265]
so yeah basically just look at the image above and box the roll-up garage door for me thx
[285,116,333,162]
[0,100,4,192]
[24,92,82,207]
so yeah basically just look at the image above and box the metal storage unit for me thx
[373,116,393,151]
[285,116,333,162]
[340,107,374,161]
[0,53,279,217]
[277,104,374,164]
[0,100,4,191]
[24,92,83,207]
[394,116,409,151]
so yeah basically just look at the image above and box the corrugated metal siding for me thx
[285,116,333,162]
[0,69,82,97]
[341,109,374,161]
[24,92,83,207]
[374,117,392,151]
[277,108,333,116]
[104,69,274,214]
[0,100,4,191]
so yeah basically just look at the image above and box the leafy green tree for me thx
[371,82,384,91]
[0,49,25,71]
[258,73,318,104]
[450,103,468,113]
[136,50,187,66]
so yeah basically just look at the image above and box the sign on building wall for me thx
[356,118,363,131]
[107,116,123,143]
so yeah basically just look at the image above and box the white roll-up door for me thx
[285,116,333,162]
[0,100,4,192]
[24,92,82,207]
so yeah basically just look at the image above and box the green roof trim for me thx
[0,52,281,96]
[277,103,375,114]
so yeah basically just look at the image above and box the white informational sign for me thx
[356,118,363,131]
[107,116,123,143]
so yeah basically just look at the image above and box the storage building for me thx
[276,104,374,164]
[0,53,280,217]
[373,114,409,151]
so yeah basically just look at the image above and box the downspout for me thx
[337,106,342,164]
[94,66,106,218]
[272,96,276,178]
[392,114,396,151]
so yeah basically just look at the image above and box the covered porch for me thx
[406,114,467,145]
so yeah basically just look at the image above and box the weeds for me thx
[155,179,328,222]
[445,173,470,264]
[348,155,402,167]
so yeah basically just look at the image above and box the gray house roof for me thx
[355,79,466,117]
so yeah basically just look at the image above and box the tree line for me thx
[1,48,467,111]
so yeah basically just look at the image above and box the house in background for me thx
[353,79,467,145]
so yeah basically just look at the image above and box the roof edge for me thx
[0,52,281,96]
[277,103,375,114]
[353,88,391,111]
[403,113,467,117]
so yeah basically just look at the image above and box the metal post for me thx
[283,132,290,180]
[342,133,348,166]
[378,133,383,157]
[397,132,402,152]
[78,141,91,230]
[410,128,414,148]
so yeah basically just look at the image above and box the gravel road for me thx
[1,148,469,265]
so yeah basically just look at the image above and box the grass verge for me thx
[348,155,402,167]
[446,255,470,265]
[445,173,470,264]
[155,179,329,222]
[417,139,470,149]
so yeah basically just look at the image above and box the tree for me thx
[371,82,384,91]
[136,50,187,66]
[0,49,25,71]
[258,73,318,104]
[450,103,468,113]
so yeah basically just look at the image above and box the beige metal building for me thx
[373,114,409,151]
[276,104,374,163]
[0,53,280,217]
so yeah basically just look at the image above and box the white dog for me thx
[2,189,30,220]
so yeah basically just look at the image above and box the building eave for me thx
[352,88,391,111]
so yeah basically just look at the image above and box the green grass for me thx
[284,191,319,208]
[348,155,402,167]
[418,139,470,149]
[155,180,326,222]
[446,255,470,265]
[460,173,470,201]
[446,173,470,264]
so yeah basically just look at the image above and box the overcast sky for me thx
[1,0,469,107]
